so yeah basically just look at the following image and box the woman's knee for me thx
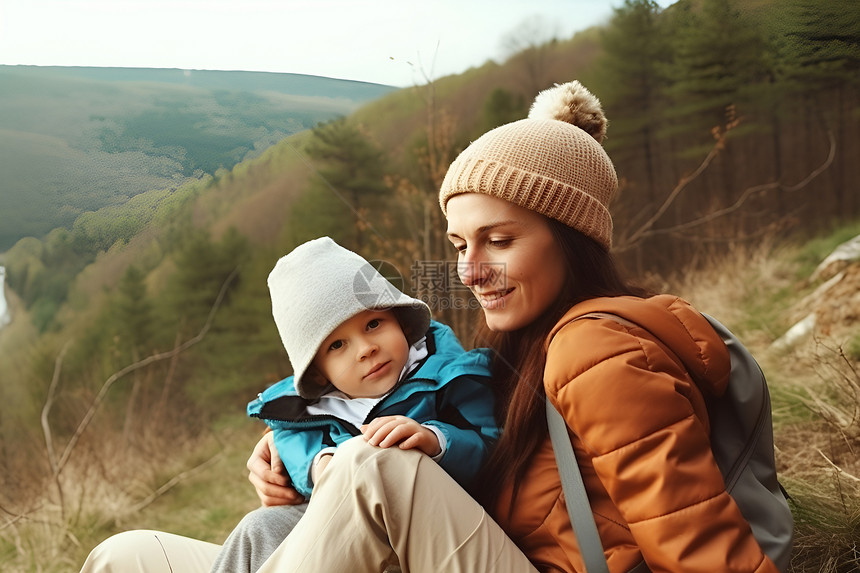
[80,529,221,573]
[80,530,169,572]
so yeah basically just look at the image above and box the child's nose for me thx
[357,339,378,360]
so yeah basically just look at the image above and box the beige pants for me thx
[79,529,221,572]
[258,436,538,573]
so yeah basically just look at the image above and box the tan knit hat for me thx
[439,81,617,249]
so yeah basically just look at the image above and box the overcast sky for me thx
[1,0,675,87]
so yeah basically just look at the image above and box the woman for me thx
[250,81,780,572]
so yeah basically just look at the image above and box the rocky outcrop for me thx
[771,234,860,350]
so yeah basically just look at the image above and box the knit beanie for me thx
[267,237,431,399]
[439,80,617,249]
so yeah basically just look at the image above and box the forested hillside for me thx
[0,65,394,250]
[1,0,859,570]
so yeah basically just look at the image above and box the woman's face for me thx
[445,193,568,332]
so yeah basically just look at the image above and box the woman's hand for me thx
[247,431,305,506]
[361,415,442,457]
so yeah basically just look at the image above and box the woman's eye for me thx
[489,238,512,248]
[451,243,467,253]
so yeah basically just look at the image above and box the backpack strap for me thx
[546,396,609,573]
[547,397,651,573]
[547,312,652,573]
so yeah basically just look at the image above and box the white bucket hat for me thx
[268,237,431,399]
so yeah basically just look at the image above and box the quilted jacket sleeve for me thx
[545,317,778,573]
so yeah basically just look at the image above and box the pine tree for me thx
[594,0,672,203]
[481,88,526,133]
[164,227,247,336]
[115,265,153,355]
[303,117,390,250]
[773,0,860,93]
[769,0,860,220]
[663,0,768,134]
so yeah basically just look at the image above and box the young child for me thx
[210,236,499,572]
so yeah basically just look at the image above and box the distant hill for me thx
[0,65,396,251]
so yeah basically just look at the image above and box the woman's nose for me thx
[457,259,475,286]
[457,255,488,288]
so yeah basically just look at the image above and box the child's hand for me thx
[360,415,442,457]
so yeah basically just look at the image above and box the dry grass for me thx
[0,420,259,572]
[0,270,260,572]
[775,338,860,572]
[670,235,860,572]
[669,237,799,342]
[4,231,860,572]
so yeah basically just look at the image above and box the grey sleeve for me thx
[210,503,309,573]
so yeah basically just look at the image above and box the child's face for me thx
[311,309,410,399]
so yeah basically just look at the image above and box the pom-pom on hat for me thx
[439,80,617,249]
[268,237,431,399]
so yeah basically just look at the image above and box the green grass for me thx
[59,422,264,570]
[668,218,860,572]
[791,219,860,281]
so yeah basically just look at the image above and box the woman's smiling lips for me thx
[476,288,514,309]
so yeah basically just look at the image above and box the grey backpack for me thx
[547,313,793,572]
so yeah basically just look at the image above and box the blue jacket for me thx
[247,321,499,498]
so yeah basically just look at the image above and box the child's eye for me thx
[328,340,344,351]
[367,319,380,330]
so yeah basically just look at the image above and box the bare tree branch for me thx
[41,341,72,476]
[128,451,223,514]
[615,128,836,252]
[49,267,238,479]
[3,268,236,536]
[0,500,44,531]
[618,137,725,250]
[40,340,72,521]
[818,449,860,482]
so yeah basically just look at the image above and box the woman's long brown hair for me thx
[473,218,652,514]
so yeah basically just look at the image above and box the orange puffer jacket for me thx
[492,295,779,573]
